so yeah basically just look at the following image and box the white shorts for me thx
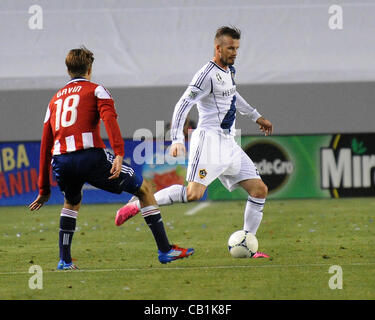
[186,129,261,191]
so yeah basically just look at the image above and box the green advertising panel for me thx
[208,133,375,200]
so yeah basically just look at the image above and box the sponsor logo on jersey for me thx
[222,87,236,97]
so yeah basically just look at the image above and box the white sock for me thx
[243,196,265,235]
[134,184,188,209]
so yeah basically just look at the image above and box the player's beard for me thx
[220,56,235,67]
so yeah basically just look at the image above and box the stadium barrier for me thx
[208,133,375,200]
[0,133,373,206]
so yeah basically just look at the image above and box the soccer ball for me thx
[228,230,258,258]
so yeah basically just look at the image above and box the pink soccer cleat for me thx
[115,202,140,226]
[252,251,270,258]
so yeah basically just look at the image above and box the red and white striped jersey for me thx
[38,78,124,195]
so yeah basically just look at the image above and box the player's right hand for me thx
[170,143,186,157]
[29,193,51,211]
[256,117,273,136]
[109,155,124,180]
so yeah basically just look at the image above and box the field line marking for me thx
[2,262,375,275]
[184,201,211,216]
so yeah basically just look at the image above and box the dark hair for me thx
[215,26,241,41]
[65,46,94,77]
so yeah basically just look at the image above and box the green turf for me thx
[0,198,374,300]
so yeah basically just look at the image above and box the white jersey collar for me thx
[210,60,230,73]
[66,78,89,85]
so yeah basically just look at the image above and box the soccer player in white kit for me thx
[116,26,273,258]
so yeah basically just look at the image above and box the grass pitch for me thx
[0,198,374,300]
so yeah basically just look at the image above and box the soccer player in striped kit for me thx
[116,26,273,258]
[29,47,194,269]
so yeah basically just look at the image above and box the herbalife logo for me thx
[321,134,375,197]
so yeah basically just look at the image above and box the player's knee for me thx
[65,193,82,207]
[187,192,201,202]
[251,181,268,199]
[135,180,153,199]
[186,187,205,202]
[262,183,268,197]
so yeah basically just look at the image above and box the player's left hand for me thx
[256,117,273,136]
[29,193,51,211]
[109,155,123,180]
[170,143,186,157]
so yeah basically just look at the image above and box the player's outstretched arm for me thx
[30,110,53,211]
[170,68,211,146]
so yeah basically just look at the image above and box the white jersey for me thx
[170,60,262,144]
